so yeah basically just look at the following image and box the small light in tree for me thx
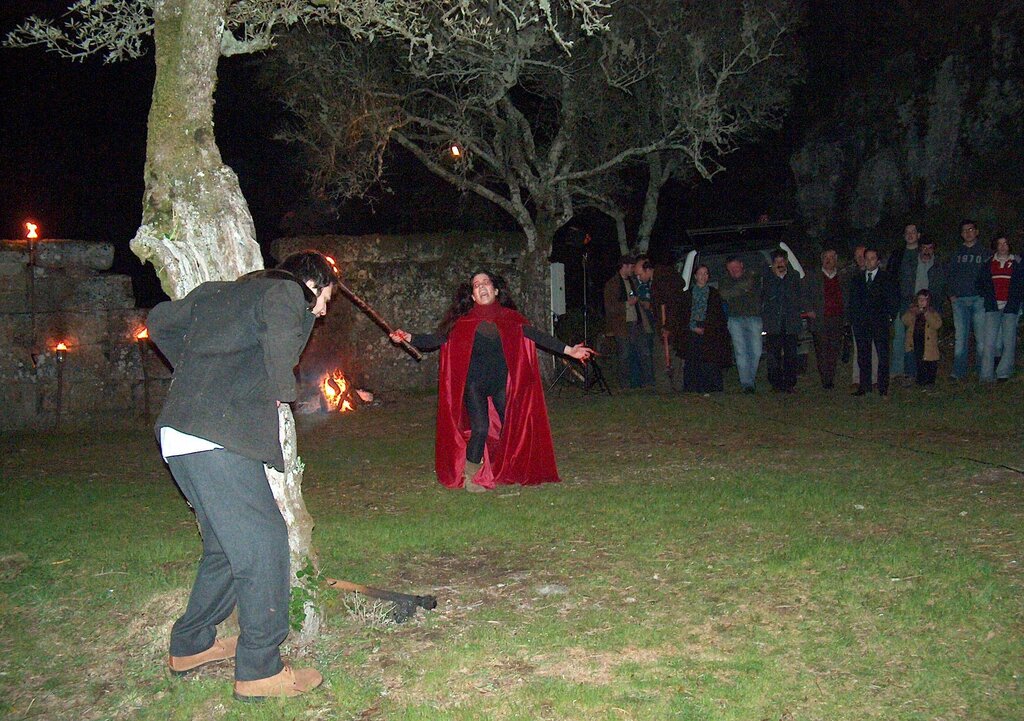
[25,222,38,239]
[450,143,462,158]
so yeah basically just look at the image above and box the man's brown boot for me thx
[463,460,486,492]
[233,665,324,702]
[168,636,238,676]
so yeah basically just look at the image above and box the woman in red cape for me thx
[391,271,594,492]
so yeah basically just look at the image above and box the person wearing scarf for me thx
[391,271,594,492]
[678,265,731,393]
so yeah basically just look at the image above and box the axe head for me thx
[389,599,419,623]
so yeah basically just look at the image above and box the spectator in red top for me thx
[978,233,1023,382]
[806,248,846,389]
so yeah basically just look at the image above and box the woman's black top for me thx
[412,321,567,385]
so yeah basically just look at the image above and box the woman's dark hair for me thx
[991,232,1011,252]
[276,250,339,292]
[915,289,932,304]
[438,270,518,336]
[239,251,338,307]
[239,268,317,305]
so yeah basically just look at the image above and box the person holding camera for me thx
[603,255,645,388]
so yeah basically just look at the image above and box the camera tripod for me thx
[547,245,611,396]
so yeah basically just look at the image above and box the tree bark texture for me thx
[130,0,263,298]
[131,0,320,640]
[636,154,674,253]
[267,404,321,645]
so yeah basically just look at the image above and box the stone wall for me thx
[0,239,164,431]
[272,232,552,395]
[1,232,553,430]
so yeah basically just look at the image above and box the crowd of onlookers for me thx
[603,220,1024,397]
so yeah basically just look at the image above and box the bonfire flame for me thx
[321,369,355,413]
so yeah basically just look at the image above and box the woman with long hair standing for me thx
[679,265,731,393]
[391,271,594,492]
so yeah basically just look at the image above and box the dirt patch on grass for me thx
[0,553,30,582]
[967,467,1023,486]
[0,588,240,721]
[532,645,669,685]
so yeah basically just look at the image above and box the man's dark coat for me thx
[147,277,315,471]
[847,268,898,331]
[760,269,805,335]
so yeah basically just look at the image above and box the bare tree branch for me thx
[264,0,801,252]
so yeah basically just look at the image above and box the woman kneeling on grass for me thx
[390,271,594,492]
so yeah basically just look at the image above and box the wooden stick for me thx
[335,279,423,361]
[660,304,673,378]
[324,577,437,610]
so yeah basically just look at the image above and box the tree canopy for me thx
[267,0,801,253]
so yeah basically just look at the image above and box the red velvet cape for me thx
[435,303,560,489]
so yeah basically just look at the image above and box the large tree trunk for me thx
[526,211,566,335]
[130,0,262,296]
[130,0,320,642]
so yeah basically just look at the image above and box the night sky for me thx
[0,1,958,306]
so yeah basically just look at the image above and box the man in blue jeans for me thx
[947,219,990,380]
[719,256,763,392]
[978,233,1023,382]
[887,223,920,383]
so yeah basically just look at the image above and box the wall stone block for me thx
[0,239,115,270]
[273,233,538,395]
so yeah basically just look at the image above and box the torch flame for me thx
[25,222,38,239]
[450,143,462,157]
[135,327,149,340]
[55,341,68,352]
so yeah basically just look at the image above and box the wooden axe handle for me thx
[660,304,672,368]
[324,577,437,610]
[335,280,423,361]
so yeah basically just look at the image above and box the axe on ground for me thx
[325,577,437,622]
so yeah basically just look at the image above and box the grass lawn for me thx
[1,376,1022,720]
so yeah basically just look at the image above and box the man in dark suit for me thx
[148,251,336,700]
[848,247,897,397]
[760,249,806,393]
